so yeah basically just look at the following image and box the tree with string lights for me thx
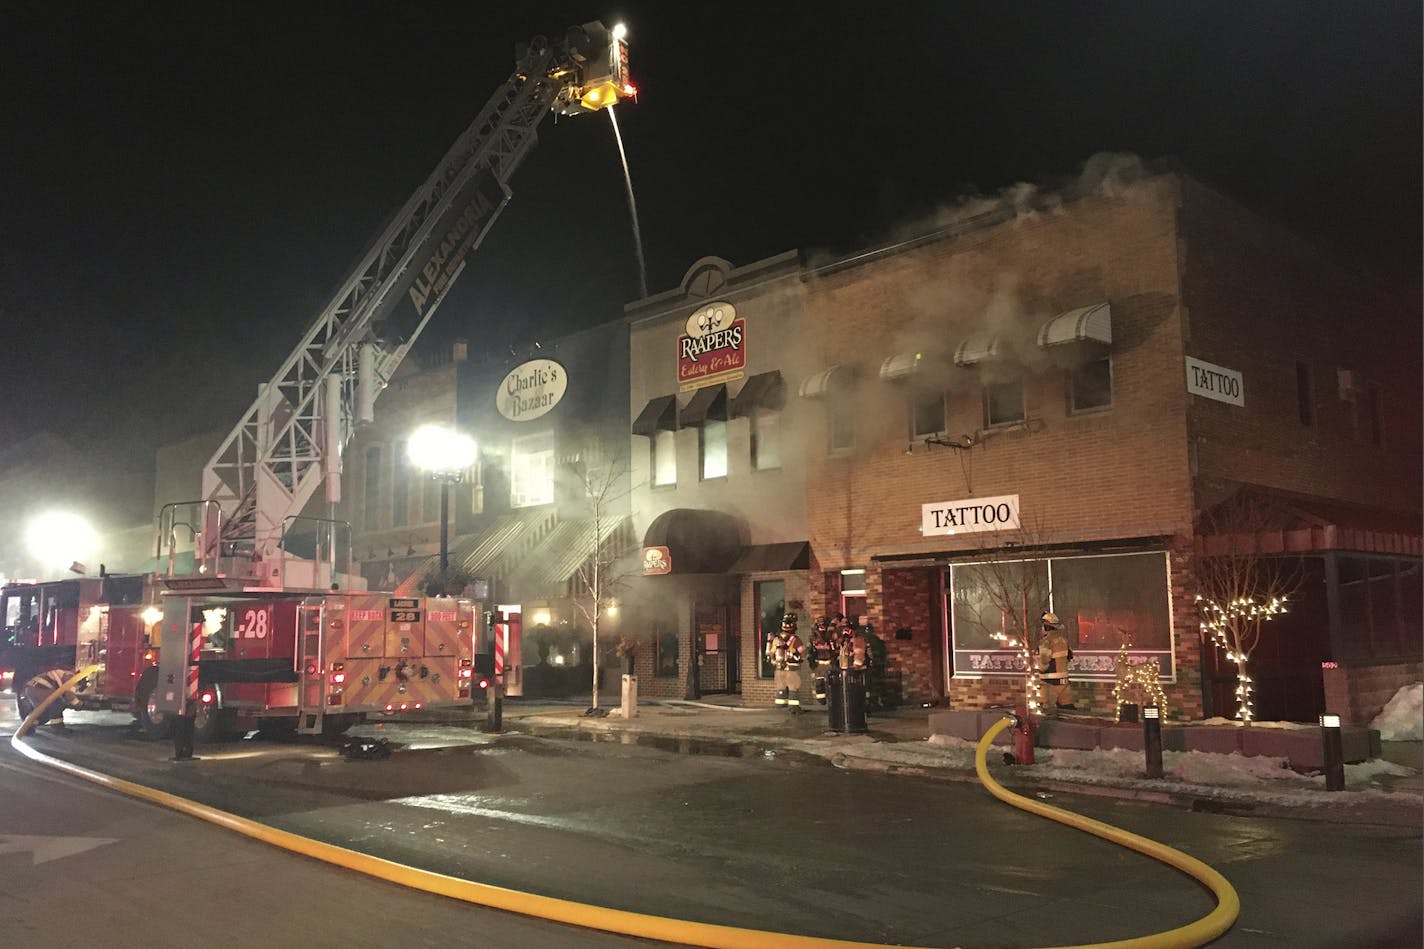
[1193,492,1303,724]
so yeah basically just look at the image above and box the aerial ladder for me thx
[177,21,634,590]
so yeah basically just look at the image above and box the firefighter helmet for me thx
[813,617,829,633]
[781,612,797,629]
[1041,611,1061,630]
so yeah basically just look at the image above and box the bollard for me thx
[172,713,196,762]
[485,682,503,733]
[1143,704,1163,778]
[1320,713,1345,791]
[621,673,638,719]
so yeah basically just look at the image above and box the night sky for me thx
[2,2,1419,477]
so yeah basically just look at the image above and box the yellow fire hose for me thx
[973,716,1239,949]
[10,672,1238,949]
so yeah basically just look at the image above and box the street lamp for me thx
[25,510,97,576]
[407,424,477,572]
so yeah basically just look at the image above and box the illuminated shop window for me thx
[700,420,728,480]
[1068,357,1112,414]
[363,446,383,529]
[984,379,1025,427]
[652,429,677,487]
[752,408,781,470]
[511,431,554,508]
[912,390,946,437]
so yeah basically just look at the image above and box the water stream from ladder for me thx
[607,105,647,298]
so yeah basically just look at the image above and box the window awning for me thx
[679,384,727,426]
[798,364,851,399]
[879,352,924,382]
[1037,303,1112,349]
[641,508,743,575]
[508,515,631,596]
[727,541,811,574]
[730,370,784,417]
[631,394,677,436]
[953,332,1003,367]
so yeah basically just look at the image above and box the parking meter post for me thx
[1320,714,1345,791]
[1143,704,1164,778]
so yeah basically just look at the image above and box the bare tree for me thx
[953,519,1056,716]
[1193,492,1303,724]
[565,441,634,711]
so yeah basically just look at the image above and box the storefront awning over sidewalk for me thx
[642,508,743,574]
[727,541,811,573]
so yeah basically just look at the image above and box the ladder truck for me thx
[7,21,634,740]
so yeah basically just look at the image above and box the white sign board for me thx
[922,494,1021,536]
[1184,356,1244,407]
[496,359,567,421]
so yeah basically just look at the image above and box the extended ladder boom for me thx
[198,23,632,585]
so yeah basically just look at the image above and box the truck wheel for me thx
[134,668,174,740]
[192,686,235,743]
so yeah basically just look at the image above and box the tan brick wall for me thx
[1178,177,1423,511]
[1322,660,1423,727]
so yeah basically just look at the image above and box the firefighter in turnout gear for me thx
[1038,611,1075,710]
[765,613,806,711]
[836,618,871,672]
[20,668,83,725]
[808,618,837,705]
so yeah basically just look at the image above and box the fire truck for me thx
[3,20,634,738]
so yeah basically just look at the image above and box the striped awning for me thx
[952,332,1003,367]
[798,364,851,399]
[1038,303,1112,349]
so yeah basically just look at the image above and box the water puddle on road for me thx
[516,727,828,768]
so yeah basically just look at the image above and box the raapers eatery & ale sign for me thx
[678,302,746,392]
[921,494,1021,536]
[496,359,567,422]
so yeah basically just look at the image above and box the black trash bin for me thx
[826,668,846,733]
[843,667,869,734]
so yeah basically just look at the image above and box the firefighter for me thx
[808,617,837,705]
[765,613,805,712]
[20,668,83,725]
[1038,611,1075,710]
[837,618,870,672]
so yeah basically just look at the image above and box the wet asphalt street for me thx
[2,707,1420,948]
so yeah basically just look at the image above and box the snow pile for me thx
[1371,683,1423,742]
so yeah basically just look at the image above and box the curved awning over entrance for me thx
[641,508,743,575]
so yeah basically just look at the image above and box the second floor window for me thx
[752,408,781,470]
[652,429,677,487]
[511,431,554,507]
[363,446,382,530]
[701,420,728,479]
[912,390,946,438]
[1068,357,1112,413]
[984,379,1025,427]
[828,403,855,453]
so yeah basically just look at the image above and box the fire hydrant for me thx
[1003,706,1036,766]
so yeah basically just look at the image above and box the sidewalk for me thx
[464,696,1423,827]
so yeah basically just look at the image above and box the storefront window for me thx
[655,628,679,677]
[701,420,728,479]
[652,430,676,486]
[949,552,1173,681]
[756,579,785,678]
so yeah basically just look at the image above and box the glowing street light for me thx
[407,424,477,572]
[25,511,97,575]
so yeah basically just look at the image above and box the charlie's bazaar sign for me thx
[677,301,746,391]
[496,359,567,421]
[921,494,1021,536]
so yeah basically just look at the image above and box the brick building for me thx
[791,172,1420,721]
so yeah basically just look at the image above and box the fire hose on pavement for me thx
[9,671,1239,949]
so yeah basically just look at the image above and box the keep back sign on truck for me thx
[678,302,746,391]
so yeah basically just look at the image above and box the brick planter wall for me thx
[1322,659,1423,727]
